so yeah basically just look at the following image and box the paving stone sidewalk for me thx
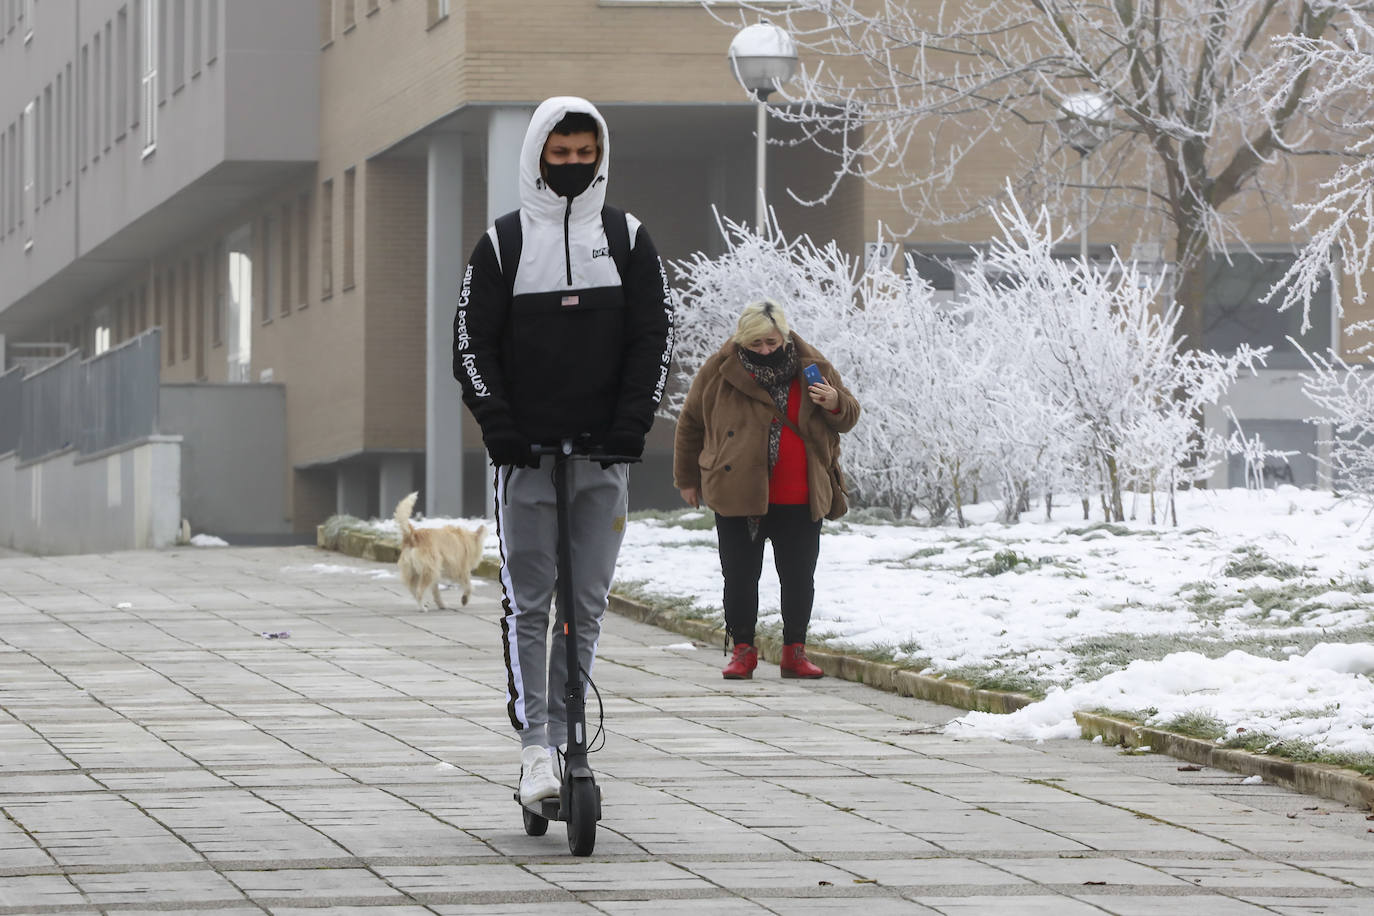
[2,546,1373,915]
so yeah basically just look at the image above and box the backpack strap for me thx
[494,206,630,293]
[601,204,631,283]
[493,209,523,299]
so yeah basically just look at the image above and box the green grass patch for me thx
[1072,626,1374,686]
[1159,710,1227,740]
[1221,734,1374,778]
[613,579,718,622]
[628,508,717,530]
[968,549,1058,577]
[319,514,380,549]
[1176,577,1374,623]
[1084,707,1374,776]
[1222,545,1309,580]
[1064,522,1156,538]
[937,664,1046,697]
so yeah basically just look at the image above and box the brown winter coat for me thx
[673,333,860,521]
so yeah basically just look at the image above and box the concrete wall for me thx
[0,436,182,555]
[1206,370,1333,489]
[160,382,291,542]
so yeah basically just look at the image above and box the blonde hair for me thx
[732,299,791,346]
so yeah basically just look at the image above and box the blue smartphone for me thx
[803,363,824,387]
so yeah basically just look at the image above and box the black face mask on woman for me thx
[751,345,791,369]
[544,162,596,199]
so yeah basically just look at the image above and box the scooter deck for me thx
[514,785,601,823]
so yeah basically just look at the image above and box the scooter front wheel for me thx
[566,778,598,856]
[522,806,549,837]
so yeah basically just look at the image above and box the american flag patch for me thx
[561,295,580,307]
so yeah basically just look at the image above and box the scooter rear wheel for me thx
[522,806,549,837]
[566,778,597,856]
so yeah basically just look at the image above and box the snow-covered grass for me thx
[329,485,1374,761]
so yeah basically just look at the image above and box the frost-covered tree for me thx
[959,195,1269,522]
[1256,14,1374,328]
[1299,348,1374,500]
[1245,15,1374,498]
[667,197,1269,523]
[706,0,1374,347]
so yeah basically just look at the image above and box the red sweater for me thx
[768,378,809,505]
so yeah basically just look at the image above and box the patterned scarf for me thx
[737,341,800,539]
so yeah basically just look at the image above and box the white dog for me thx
[393,492,486,611]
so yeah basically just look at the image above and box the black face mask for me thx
[752,345,790,369]
[544,162,596,199]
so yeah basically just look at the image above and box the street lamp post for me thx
[1056,92,1113,266]
[728,21,798,231]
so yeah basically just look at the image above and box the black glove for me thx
[599,432,645,468]
[485,431,538,468]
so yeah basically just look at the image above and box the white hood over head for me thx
[518,96,611,223]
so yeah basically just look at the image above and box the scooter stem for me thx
[553,444,591,773]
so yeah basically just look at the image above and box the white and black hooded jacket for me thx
[453,97,675,450]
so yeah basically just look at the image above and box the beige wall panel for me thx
[363,156,428,447]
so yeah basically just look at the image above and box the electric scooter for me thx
[516,437,636,856]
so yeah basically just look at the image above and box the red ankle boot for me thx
[780,643,824,679]
[722,643,758,679]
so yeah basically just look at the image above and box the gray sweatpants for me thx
[495,460,628,749]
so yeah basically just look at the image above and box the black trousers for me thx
[715,504,822,646]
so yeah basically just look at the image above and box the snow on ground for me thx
[332,486,1374,755]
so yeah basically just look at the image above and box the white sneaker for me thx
[519,745,560,807]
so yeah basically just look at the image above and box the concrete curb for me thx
[1075,712,1374,810]
[319,524,1373,810]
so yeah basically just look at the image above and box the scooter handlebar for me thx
[529,439,643,464]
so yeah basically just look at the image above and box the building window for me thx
[142,0,157,154]
[367,0,379,14]
[92,31,102,161]
[20,101,33,244]
[225,227,252,380]
[195,254,206,377]
[343,0,355,31]
[131,0,141,131]
[342,167,355,289]
[104,21,114,151]
[211,242,224,347]
[41,85,51,202]
[166,268,178,365]
[0,131,7,240]
[8,123,18,235]
[279,201,292,316]
[321,177,333,297]
[172,0,185,91]
[53,72,62,194]
[261,213,275,322]
[297,191,310,307]
[320,0,334,46]
[190,0,201,77]
[181,260,192,360]
[157,0,168,105]
[428,0,450,27]
[1202,251,1332,371]
[116,9,128,140]
[207,0,217,64]
[21,0,32,43]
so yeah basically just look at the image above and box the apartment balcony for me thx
[0,0,318,336]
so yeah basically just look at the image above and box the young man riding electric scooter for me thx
[453,96,675,854]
